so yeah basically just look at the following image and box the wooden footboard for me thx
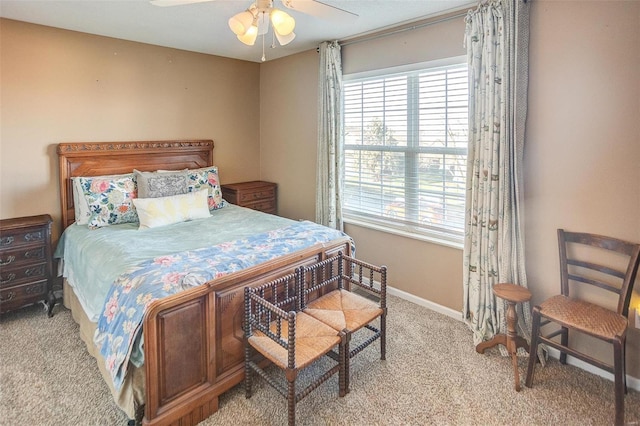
[142,237,352,426]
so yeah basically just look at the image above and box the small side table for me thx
[476,283,531,391]
[221,181,277,215]
[0,214,55,316]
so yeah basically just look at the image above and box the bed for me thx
[55,140,353,425]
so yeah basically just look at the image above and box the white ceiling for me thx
[0,0,473,63]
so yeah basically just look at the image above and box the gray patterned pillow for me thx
[134,169,188,198]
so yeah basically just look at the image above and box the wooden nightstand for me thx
[0,214,55,316]
[222,181,277,215]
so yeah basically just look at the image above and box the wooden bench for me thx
[244,271,346,426]
[300,252,387,393]
[243,253,387,424]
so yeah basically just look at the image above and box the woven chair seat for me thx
[539,295,627,342]
[249,312,341,370]
[304,289,383,333]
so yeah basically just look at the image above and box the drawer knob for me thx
[0,273,16,285]
[0,236,14,246]
[0,255,15,266]
[25,248,44,259]
[25,266,44,277]
[0,291,16,301]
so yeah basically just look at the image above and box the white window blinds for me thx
[343,62,469,245]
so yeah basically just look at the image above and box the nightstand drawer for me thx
[0,262,48,288]
[0,279,49,312]
[0,245,46,268]
[244,200,277,214]
[0,226,46,249]
[238,187,276,203]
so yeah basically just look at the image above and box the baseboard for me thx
[544,347,640,392]
[387,285,640,393]
[387,285,462,321]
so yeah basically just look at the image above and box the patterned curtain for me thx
[463,0,531,348]
[316,40,344,231]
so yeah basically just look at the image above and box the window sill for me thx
[343,216,464,251]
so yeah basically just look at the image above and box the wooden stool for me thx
[476,283,532,391]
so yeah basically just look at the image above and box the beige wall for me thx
[260,1,640,380]
[525,1,640,378]
[0,19,261,239]
[259,49,319,222]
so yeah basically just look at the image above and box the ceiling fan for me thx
[150,0,358,47]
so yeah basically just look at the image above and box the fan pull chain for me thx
[261,34,266,62]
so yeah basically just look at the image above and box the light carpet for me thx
[1,295,639,425]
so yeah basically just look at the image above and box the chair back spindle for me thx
[559,229,640,316]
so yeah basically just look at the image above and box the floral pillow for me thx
[73,172,134,225]
[76,174,138,229]
[187,166,224,211]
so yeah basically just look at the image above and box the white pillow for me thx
[133,189,210,229]
[72,177,92,225]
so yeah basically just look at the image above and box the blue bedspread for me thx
[56,203,298,322]
[94,220,351,391]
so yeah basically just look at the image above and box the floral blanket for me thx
[94,221,351,391]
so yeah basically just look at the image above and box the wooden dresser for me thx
[221,181,277,215]
[0,214,55,316]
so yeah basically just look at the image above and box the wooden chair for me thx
[244,270,346,426]
[300,252,387,393]
[525,229,640,426]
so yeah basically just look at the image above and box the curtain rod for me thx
[338,9,470,48]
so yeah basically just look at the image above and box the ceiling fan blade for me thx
[281,0,358,21]
[150,0,214,7]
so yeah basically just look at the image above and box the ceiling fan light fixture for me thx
[274,29,295,46]
[270,8,295,36]
[257,11,270,36]
[228,10,254,36]
[237,25,258,45]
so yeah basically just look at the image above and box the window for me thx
[343,59,468,246]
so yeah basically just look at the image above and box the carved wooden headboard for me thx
[57,140,214,230]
